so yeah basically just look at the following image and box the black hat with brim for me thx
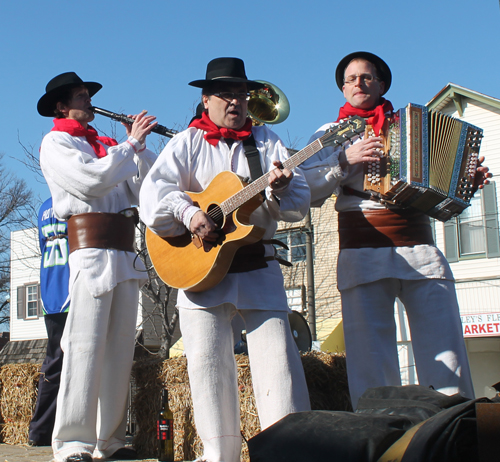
[189,57,265,91]
[37,72,102,117]
[335,51,392,95]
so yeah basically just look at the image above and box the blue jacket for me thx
[38,198,70,314]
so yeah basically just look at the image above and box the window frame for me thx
[274,228,310,264]
[443,182,500,262]
[17,282,42,320]
[285,285,306,313]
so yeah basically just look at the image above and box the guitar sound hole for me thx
[207,204,224,229]
[206,204,237,243]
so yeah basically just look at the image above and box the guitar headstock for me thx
[321,116,366,148]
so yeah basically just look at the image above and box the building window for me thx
[444,182,500,262]
[274,229,308,263]
[26,285,39,318]
[17,283,41,320]
[457,195,485,256]
[286,285,306,312]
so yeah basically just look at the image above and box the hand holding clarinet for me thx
[122,110,158,146]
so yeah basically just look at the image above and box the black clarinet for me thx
[91,106,178,138]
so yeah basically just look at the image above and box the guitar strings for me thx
[207,206,224,224]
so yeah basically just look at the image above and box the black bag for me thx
[356,384,470,424]
[247,385,490,462]
[248,410,412,462]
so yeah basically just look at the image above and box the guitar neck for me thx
[220,116,365,216]
[220,138,325,216]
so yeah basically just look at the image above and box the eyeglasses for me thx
[343,73,380,85]
[211,92,251,102]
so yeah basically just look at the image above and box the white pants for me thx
[52,276,139,461]
[179,305,311,462]
[341,278,474,410]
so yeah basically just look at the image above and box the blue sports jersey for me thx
[38,198,70,314]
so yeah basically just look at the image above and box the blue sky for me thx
[1,0,499,208]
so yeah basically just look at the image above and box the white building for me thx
[10,227,45,342]
[427,84,500,398]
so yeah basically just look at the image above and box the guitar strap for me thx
[242,135,265,186]
[239,135,292,268]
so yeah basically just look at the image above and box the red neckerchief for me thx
[336,98,394,136]
[51,118,118,158]
[189,111,253,146]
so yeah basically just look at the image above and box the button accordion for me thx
[363,103,483,222]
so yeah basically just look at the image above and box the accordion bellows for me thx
[364,103,483,222]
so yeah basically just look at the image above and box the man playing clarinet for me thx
[38,72,157,462]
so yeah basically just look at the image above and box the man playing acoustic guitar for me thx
[140,57,311,462]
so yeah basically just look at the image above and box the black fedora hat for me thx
[37,72,102,117]
[335,51,392,95]
[189,57,264,91]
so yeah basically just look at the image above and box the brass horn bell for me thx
[247,80,290,125]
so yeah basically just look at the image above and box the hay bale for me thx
[0,363,40,444]
[132,356,201,461]
[302,350,352,412]
[132,351,350,461]
[0,351,351,458]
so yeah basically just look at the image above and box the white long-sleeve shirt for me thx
[301,122,453,291]
[40,130,157,297]
[140,125,311,310]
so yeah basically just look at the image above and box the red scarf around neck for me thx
[51,118,118,158]
[336,98,394,136]
[189,111,253,146]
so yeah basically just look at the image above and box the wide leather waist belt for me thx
[338,209,435,249]
[67,209,138,254]
[228,239,291,273]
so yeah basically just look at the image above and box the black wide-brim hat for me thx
[335,51,392,95]
[189,57,265,91]
[37,72,102,117]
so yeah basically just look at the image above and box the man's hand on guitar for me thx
[269,160,293,191]
[189,210,219,243]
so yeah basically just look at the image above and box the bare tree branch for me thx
[0,152,37,329]
[135,221,178,359]
[16,132,44,181]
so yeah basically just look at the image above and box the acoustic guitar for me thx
[146,116,365,292]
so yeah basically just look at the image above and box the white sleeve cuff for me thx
[127,136,146,153]
[180,204,201,231]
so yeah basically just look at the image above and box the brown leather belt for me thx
[338,209,435,249]
[67,209,138,254]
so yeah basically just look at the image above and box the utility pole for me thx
[304,211,316,340]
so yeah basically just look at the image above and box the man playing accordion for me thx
[301,51,492,410]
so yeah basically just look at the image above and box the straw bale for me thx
[132,356,201,461]
[132,351,350,461]
[302,350,352,412]
[0,363,41,444]
[0,352,351,456]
